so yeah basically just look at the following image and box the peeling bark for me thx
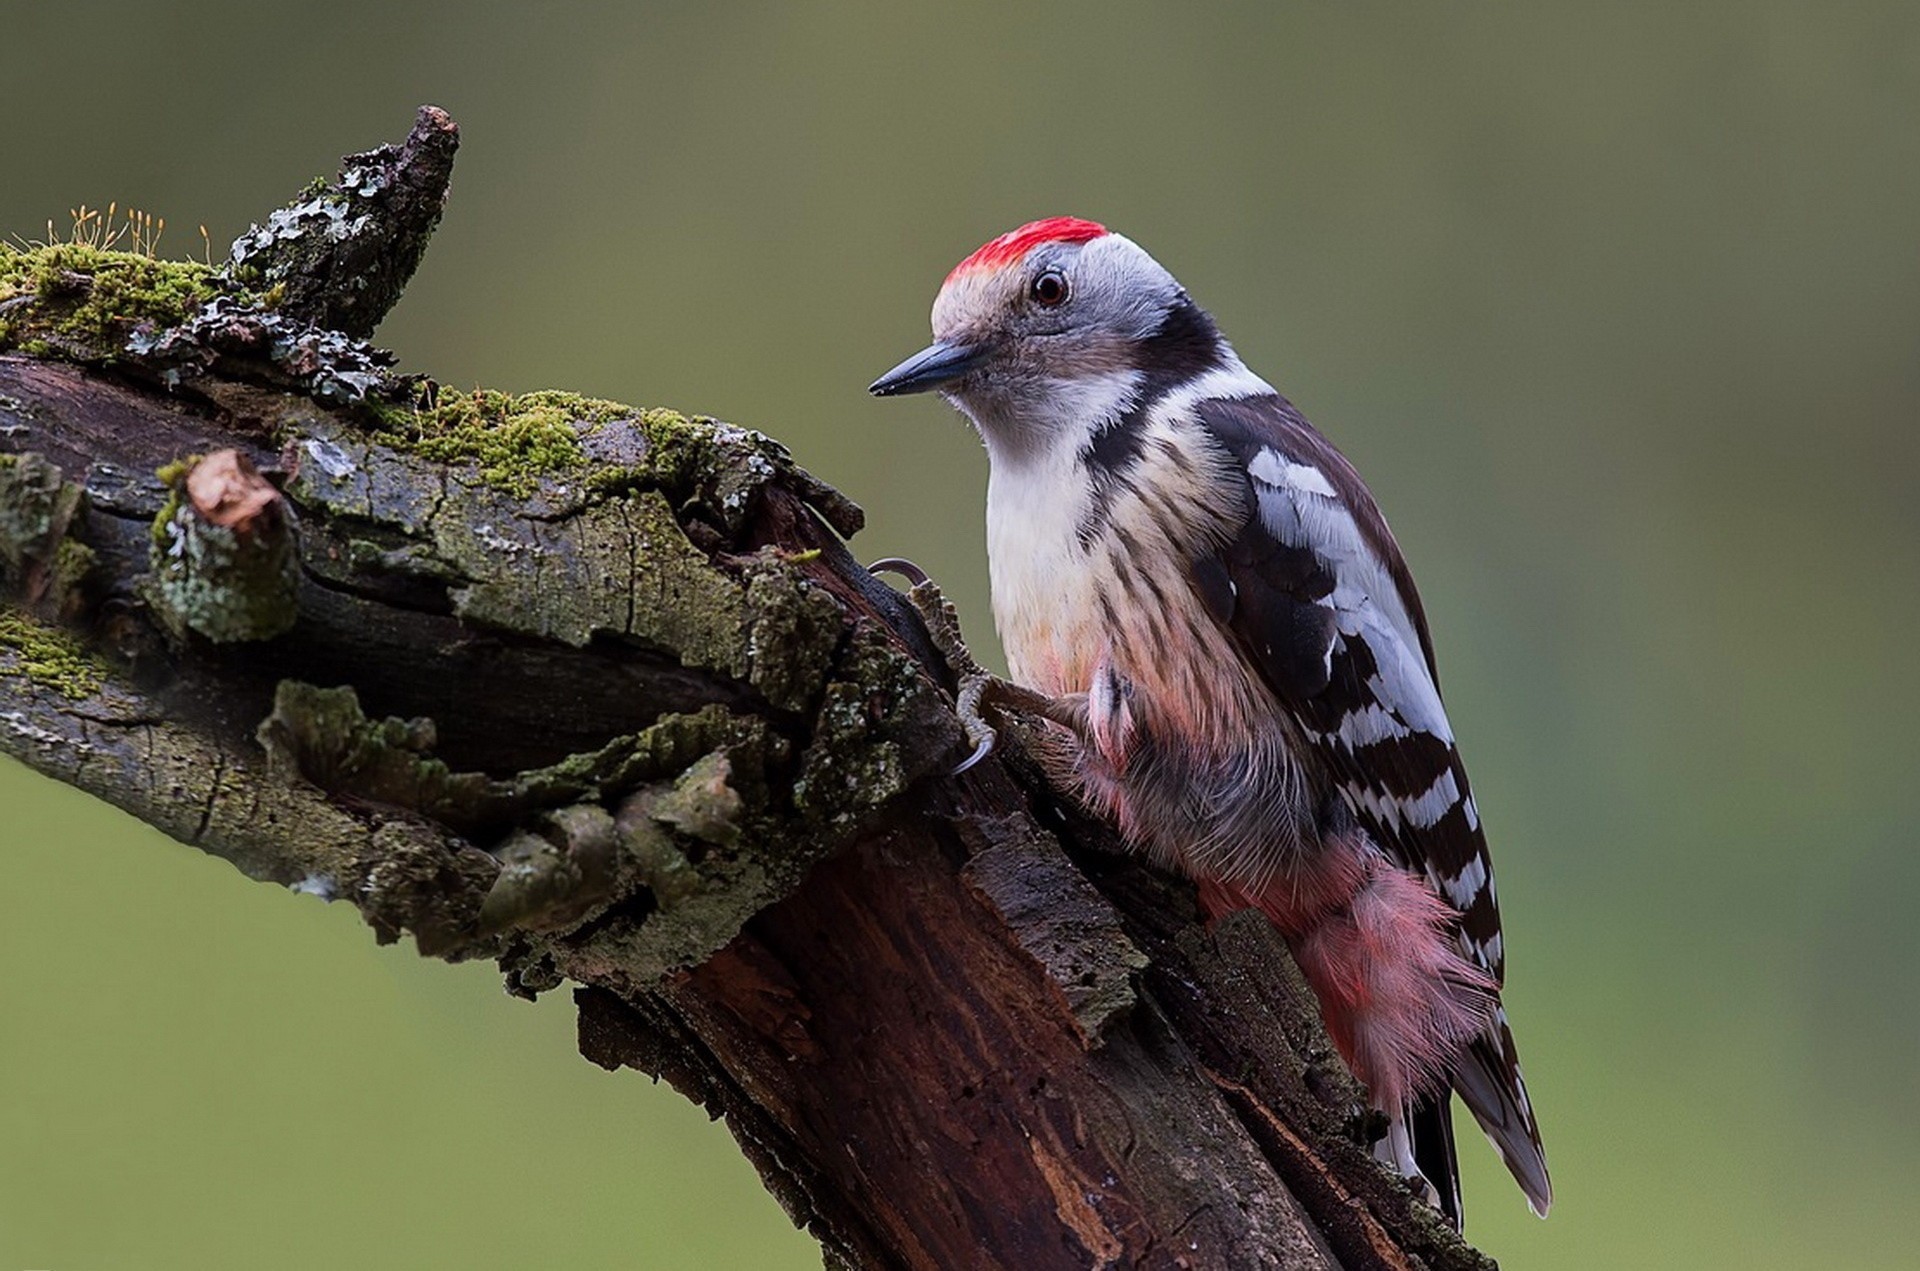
[0,109,1498,1271]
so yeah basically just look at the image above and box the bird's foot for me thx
[867,557,985,680]
[868,557,1082,774]
[949,671,1085,774]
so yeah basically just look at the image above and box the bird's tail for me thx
[1201,866,1551,1223]
[1197,863,1498,1222]
[1451,1006,1552,1217]
[1408,1091,1462,1228]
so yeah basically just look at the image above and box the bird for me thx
[868,217,1550,1226]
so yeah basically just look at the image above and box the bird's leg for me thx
[868,558,1087,774]
[1379,1114,1444,1211]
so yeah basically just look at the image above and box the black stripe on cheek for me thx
[1075,417,1148,549]
[1073,295,1227,548]
[1135,294,1226,391]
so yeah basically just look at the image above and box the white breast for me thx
[969,368,1142,693]
[985,443,1102,693]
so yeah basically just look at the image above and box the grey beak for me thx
[868,340,986,397]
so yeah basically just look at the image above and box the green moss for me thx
[0,604,105,699]
[581,407,743,500]
[149,456,199,549]
[363,387,770,506]
[0,242,219,353]
[597,407,706,490]
[367,387,631,495]
[350,380,863,537]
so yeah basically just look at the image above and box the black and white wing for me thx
[1192,391,1552,1218]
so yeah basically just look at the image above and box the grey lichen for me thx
[743,555,845,714]
[226,105,457,339]
[130,294,399,404]
[0,451,83,578]
[257,681,492,827]
[477,804,621,935]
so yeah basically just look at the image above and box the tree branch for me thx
[0,108,1496,1271]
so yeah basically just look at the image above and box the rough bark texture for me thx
[0,109,1499,1271]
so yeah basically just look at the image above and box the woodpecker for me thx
[869,217,1550,1225]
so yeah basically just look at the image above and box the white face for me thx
[927,234,1185,457]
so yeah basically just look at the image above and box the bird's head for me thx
[870,218,1216,457]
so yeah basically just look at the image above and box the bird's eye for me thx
[1030,269,1070,307]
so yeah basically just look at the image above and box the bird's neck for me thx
[958,367,1142,470]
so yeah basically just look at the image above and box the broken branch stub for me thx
[228,104,460,338]
[149,450,298,643]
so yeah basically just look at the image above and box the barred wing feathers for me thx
[1191,393,1551,1217]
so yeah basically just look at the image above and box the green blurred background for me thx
[5,3,1917,1267]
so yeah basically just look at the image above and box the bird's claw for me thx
[866,556,930,588]
[951,670,1003,774]
[952,735,996,776]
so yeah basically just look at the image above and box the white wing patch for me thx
[1247,445,1454,748]
[1251,452,1336,499]
[1343,784,1402,833]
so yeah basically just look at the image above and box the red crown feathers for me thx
[946,217,1108,282]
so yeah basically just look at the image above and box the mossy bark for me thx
[0,110,1499,1271]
